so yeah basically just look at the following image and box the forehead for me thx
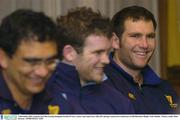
[84,34,111,48]
[13,40,57,58]
[124,19,155,33]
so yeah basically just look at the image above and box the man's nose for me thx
[34,64,50,77]
[101,53,110,64]
[139,37,148,49]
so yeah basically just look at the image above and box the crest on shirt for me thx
[165,95,178,108]
[48,105,60,114]
[128,92,136,100]
[1,109,11,114]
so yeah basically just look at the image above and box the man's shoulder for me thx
[0,97,13,114]
[99,81,131,102]
[159,79,178,94]
[31,88,73,114]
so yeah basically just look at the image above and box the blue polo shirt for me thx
[0,72,72,114]
[104,53,179,114]
[48,62,134,114]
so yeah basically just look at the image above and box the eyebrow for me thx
[22,55,58,62]
[128,31,155,35]
[147,33,156,36]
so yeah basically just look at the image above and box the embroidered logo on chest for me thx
[165,95,178,108]
[128,92,136,100]
[48,105,60,114]
[1,109,11,114]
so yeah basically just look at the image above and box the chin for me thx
[134,65,146,70]
[94,77,103,84]
[134,61,147,67]
[29,86,45,94]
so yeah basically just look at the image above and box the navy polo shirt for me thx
[48,62,134,114]
[104,53,179,114]
[0,72,72,114]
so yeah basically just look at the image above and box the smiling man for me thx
[48,7,134,113]
[104,6,179,113]
[0,9,71,114]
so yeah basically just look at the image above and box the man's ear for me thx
[62,45,78,62]
[111,33,120,49]
[0,49,8,68]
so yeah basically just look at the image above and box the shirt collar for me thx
[82,74,108,87]
[109,52,161,85]
[0,72,14,101]
[0,71,51,112]
[56,62,108,87]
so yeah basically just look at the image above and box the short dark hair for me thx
[111,6,157,39]
[56,7,112,59]
[0,9,57,57]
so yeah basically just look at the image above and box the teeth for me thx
[137,52,146,55]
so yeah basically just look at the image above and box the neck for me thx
[113,52,143,85]
[79,76,87,87]
[133,74,143,86]
[12,91,32,110]
[3,71,33,110]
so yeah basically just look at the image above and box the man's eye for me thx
[96,51,102,54]
[131,34,141,38]
[23,58,39,65]
[147,35,155,39]
[46,59,59,65]
[26,60,39,66]
[95,50,104,55]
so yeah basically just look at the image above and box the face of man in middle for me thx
[73,34,111,85]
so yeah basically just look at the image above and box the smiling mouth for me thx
[31,78,46,85]
[135,51,150,57]
[95,67,104,73]
[137,52,146,56]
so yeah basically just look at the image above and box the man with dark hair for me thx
[0,9,71,114]
[104,6,179,113]
[49,7,134,113]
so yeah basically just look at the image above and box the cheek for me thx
[88,55,101,65]
[6,66,27,88]
[13,68,31,83]
[8,61,29,77]
[13,64,35,81]
[149,41,156,49]
[77,59,93,73]
[89,59,99,66]
[18,64,33,75]
[80,55,93,65]
[119,44,131,55]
